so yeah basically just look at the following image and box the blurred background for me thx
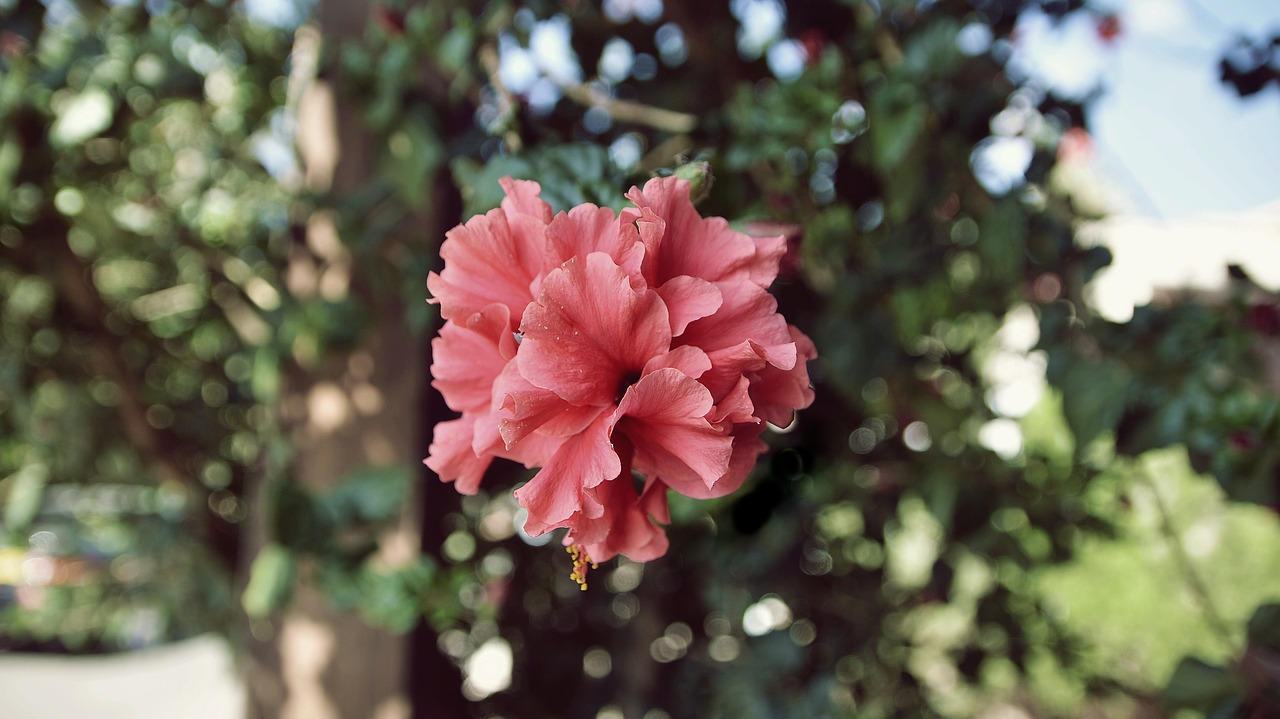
[1,0,1278,717]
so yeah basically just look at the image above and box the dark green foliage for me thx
[452,142,623,215]
[0,0,294,650]
[1164,602,1280,716]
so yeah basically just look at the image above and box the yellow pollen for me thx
[567,544,598,591]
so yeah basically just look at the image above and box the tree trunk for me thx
[242,3,429,716]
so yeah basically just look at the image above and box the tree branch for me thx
[1134,462,1241,654]
[48,224,196,491]
[561,83,697,134]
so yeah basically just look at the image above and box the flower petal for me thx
[614,368,733,498]
[495,430,563,470]
[499,177,553,223]
[425,417,492,495]
[625,177,785,287]
[427,182,549,325]
[656,275,723,337]
[491,361,597,447]
[519,252,671,406]
[642,344,712,379]
[620,206,666,286]
[678,279,792,354]
[544,204,643,281]
[430,303,515,414]
[710,374,757,427]
[640,477,671,524]
[700,339,792,405]
[514,413,620,536]
[713,424,770,498]
[577,476,670,563]
[750,325,817,427]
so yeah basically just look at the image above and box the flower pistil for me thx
[567,544,597,590]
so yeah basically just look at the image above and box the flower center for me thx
[615,370,641,401]
[567,544,597,591]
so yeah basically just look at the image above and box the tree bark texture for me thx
[242,2,436,716]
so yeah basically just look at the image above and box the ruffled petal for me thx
[427,206,545,326]
[425,417,492,495]
[678,279,792,354]
[741,221,796,286]
[544,204,643,281]
[614,368,733,499]
[625,177,785,288]
[742,232,788,288]
[619,206,666,286]
[495,430,563,470]
[700,339,793,405]
[750,325,817,428]
[514,413,620,536]
[430,303,515,414]
[639,477,671,524]
[656,275,723,337]
[577,475,670,563]
[518,252,671,406]
[710,374,757,427]
[425,175,816,567]
[490,361,597,447]
[642,344,712,380]
[625,178,752,285]
[713,424,770,498]
[499,177,553,223]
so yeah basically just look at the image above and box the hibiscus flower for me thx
[426,176,814,586]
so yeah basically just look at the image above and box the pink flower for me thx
[426,176,815,582]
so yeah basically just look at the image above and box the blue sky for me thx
[1089,0,1280,219]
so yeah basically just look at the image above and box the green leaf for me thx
[979,199,1027,286]
[1054,355,1131,451]
[920,471,960,532]
[251,346,279,402]
[1247,603,1280,653]
[2,464,48,530]
[452,155,533,216]
[450,143,624,217]
[890,277,951,343]
[901,18,961,79]
[1114,400,1188,457]
[1163,658,1244,712]
[242,542,295,618]
[356,562,436,633]
[386,115,445,209]
[869,82,926,173]
[0,132,21,204]
[435,25,474,72]
[272,481,334,552]
[322,464,414,524]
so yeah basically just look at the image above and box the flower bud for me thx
[672,160,714,204]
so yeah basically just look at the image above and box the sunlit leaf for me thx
[49,88,115,148]
[2,464,48,530]
[242,542,295,618]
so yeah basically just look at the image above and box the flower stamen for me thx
[567,544,598,591]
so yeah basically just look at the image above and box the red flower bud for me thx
[1248,304,1280,336]
[373,4,406,35]
[1096,15,1122,44]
